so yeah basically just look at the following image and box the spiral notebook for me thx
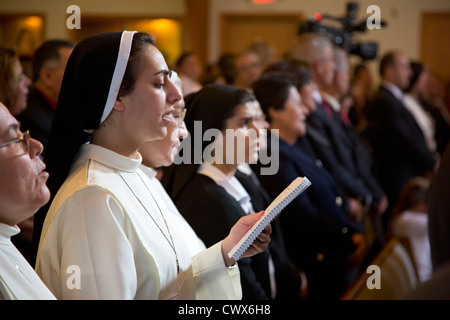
[228,176,312,261]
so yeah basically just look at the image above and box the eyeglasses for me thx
[0,130,30,155]
[171,108,186,127]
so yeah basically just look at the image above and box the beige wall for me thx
[209,0,450,61]
[0,0,185,39]
[2,0,450,81]
[209,0,450,82]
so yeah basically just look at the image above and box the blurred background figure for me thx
[0,47,31,117]
[349,63,374,132]
[289,33,370,231]
[363,51,438,235]
[428,143,450,271]
[17,39,74,151]
[233,49,263,93]
[263,59,317,115]
[406,64,450,157]
[389,176,433,283]
[248,39,276,71]
[406,144,450,300]
[403,62,438,157]
[322,47,389,260]
[175,51,203,96]
[217,53,238,85]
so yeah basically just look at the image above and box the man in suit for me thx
[17,39,74,152]
[363,50,438,231]
[321,47,389,256]
[288,33,367,225]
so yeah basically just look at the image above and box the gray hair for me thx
[288,32,333,65]
[333,47,349,73]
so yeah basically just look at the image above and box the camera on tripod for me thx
[299,2,387,60]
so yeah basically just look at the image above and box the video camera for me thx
[299,2,387,60]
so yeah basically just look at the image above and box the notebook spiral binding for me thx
[228,176,311,261]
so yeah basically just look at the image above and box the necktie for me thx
[321,99,334,119]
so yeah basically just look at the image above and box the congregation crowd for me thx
[0,28,449,300]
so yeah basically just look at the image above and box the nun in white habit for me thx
[34,31,270,300]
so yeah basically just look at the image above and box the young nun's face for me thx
[0,103,50,225]
[221,100,264,165]
[119,45,182,146]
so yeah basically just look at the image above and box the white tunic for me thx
[0,223,55,300]
[36,144,241,300]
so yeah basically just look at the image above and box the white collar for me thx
[382,81,404,101]
[75,143,142,173]
[320,91,341,112]
[198,162,254,214]
[0,223,20,245]
[313,89,323,104]
[237,163,253,176]
[139,164,158,179]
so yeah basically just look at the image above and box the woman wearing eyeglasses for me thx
[0,102,55,299]
[0,47,34,265]
[34,31,270,300]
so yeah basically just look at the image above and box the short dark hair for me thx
[218,53,237,85]
[264,59,312,91]
[252,71,297,123]
[353,63,368,78]
[224,88,255,127]
[407,61,424,93]
[32,39,75,82]
[379,51,397,77]
[175,51,195,68]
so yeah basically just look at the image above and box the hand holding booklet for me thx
[228,176,311,261]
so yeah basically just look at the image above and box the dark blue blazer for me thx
[306,100,372,205]
[253,133,362,299]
